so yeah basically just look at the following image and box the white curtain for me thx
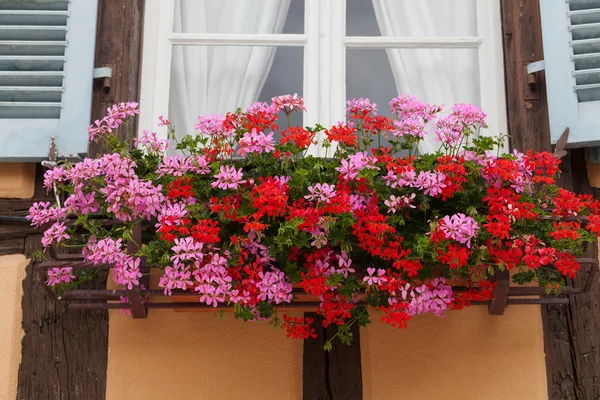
[170,0,291,138]
[372,0,479,153]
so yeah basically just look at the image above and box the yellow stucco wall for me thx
[106,310,303,400]
[106,304,546,400]
[362,306,547,400]
[0,163,35,198]
[0,255,27,400]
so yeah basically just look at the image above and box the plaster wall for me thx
[0,163,35,198]
[106,304,546,400]
[0,255,27,400]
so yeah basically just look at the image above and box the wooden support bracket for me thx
[126,223,147,319]
[489,268,511,315]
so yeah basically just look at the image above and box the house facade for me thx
[0,0,599,399]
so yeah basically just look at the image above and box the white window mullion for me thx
[342,36,483,48]
[168,33,307,46]
[140,0,174,140]
[304,0,321,137]
[330,0,346,130]
[476,0,508,152]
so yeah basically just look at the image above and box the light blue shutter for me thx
[540,0,600,148]
[0,0,98,161]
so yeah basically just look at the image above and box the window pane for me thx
[173,0,304,34]
[346,0,477,37]
[346,48,480,152]
[169,45,303,139]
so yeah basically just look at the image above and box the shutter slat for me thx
[0,10,68,26]
[0,26,67,41]
[0,40,66,56]
[540,0,600,146]
[0,0,98,161]
[0,71,64,86]
[0,2,69,11]
[0,86,63,102]
[571,37,600,55]
[573,67,600,75]
[569,9,600,25]
[572,52,600,69]
[0,101,61,118]
[570,22,600,41]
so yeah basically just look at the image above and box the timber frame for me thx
[0,1,599,399]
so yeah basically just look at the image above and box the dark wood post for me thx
[500,1,600,399]
[303,312,363,400]
[15,1,145,398]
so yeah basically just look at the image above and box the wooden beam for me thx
[15,1,145,399]
[501,1,600,398]
[303,313,363,400]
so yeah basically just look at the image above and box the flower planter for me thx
[30,95,600,344]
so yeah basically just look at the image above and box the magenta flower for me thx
[305,183,336,203]
[389,94,440,122]
[27,201,67,228]
[134,130,170,153]
[346,98,377,114]
[385,194,416,213]
[212,165,246,190]
[440,213,479,248]
[256,268,293,304]
[237,129,275,156]
[46,267,75,287]
[271,93,306,114]
[407,278,453,317]
[170,237,204,263]
[195,114,233,138]
[88,102,139,140]
[391,118,426,139]
[363,267,387,286]
[83,237,126,265]
[41,222,70,248]
[246,101,277,116]
[414,171,447,197]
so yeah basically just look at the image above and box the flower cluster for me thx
[30,95,600,347]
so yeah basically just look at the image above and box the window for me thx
[540,0,600,148]
[140,0,507,155]
[0,0,98,161]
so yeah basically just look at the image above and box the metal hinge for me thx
[93,66,113,90]
[526,60,546,90]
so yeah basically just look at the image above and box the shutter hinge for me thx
[526,60,545,91]
[93,66,113,90]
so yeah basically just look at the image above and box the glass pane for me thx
[173,0,304,34]
[169,45,303,139]
[346,0,477,37]
[346,48,480,152]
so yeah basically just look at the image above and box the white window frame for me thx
[140,0,507,154]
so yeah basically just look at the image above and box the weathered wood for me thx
[303,313,363,400]
[488,268,510,315]
[88,0,144,157]
[500,0,551,153]
[303,313,330,400]
[0,237,24,255]
[126,223,147,318]
[16,235,109,400]
[549,149,600,400]
[14,1,146,398]
[501,2,600,398]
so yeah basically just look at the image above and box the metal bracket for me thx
[93,66,113,90]
[527,60,546,75]
[526,60,546,91]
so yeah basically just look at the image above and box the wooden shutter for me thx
[0,0,98,161]
[540,0,600,148]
